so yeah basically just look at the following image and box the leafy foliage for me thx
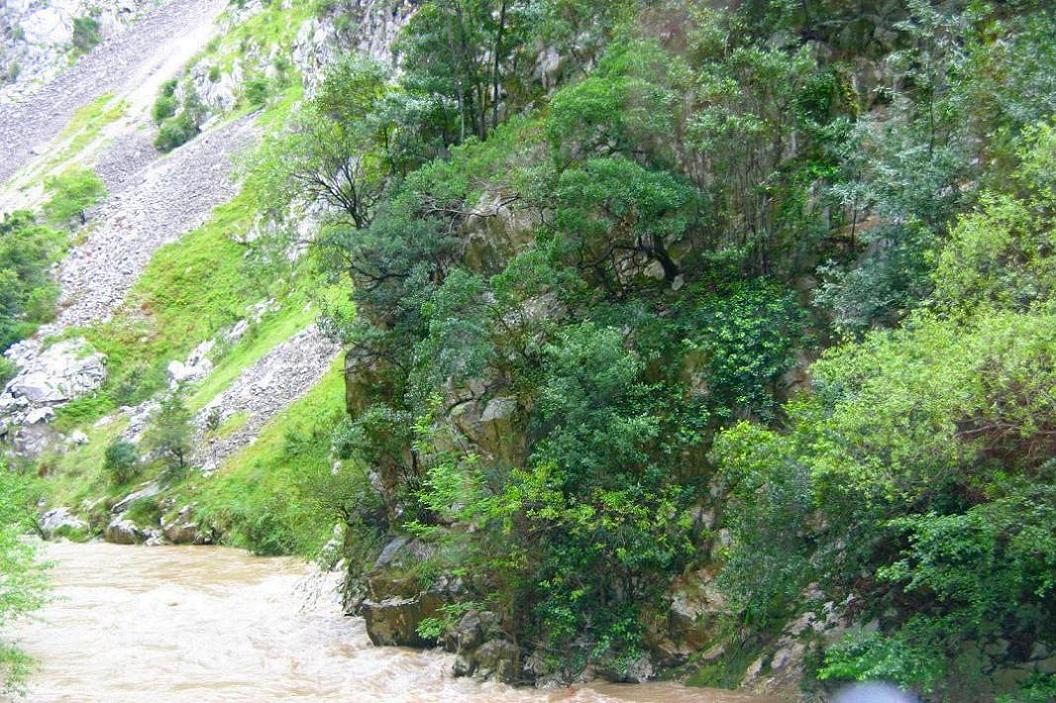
[142,393,194,476]
[42,168,106,224]
[0,212,63,352]
[241,0,1056,694]
[103,439,141,485]
[71,16,101,55]
[0,469,46,693]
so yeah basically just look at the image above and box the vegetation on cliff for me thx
[5,0,1056,700]
[244,0,1056,699]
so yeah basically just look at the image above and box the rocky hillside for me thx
[4,1,1056,702]
[0,0,409,553]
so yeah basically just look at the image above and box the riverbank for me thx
[8,541,776,703]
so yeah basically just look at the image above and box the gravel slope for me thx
[0,0,225,184]
[194,324,341,472]
[52,114,258,329]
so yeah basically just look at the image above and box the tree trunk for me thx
[491,0,508,131]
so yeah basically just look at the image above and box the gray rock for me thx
[466,639,520,683]
[112,481,161,514]
[361,591,444,648]
[596,653,655,684]
[12,421,61,457]
[6,338,107,404]
[161,505,211,544]
[20,7,72,46]
[373,535,411,569]
[24,406,55,424]
[104,517,145,544]
[39,507,88,539]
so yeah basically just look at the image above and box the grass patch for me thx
[182,361,345,557]
[37,416,128,514]
[53,187,295,425]
[187,295,315,412]
[211,410,250,439]
[124,497,162,528]
[43,94,127,172]
[685,634,766,689]
[213,0,313,74]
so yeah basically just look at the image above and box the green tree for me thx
[0,212,62,351]
[103,439,141,485]
[142,394,194,475]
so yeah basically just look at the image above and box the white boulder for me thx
[6,338,107,404]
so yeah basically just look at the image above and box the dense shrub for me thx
[42,168,106,224]
[241,0,1056,695]
[154,113,198,152]
[153,85,204,152]
[243,77,270,106]
[71,16,100,54]
[103,440,140,485]
[0,212,63,351]
[151,79,178,124]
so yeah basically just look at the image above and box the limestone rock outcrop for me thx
[39,506,88,539]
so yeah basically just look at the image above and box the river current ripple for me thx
[9,541,776,703]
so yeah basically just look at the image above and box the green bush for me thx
[153,85,204,152]
[42,168,106,224]
[0,212,64,352]
[103,440,140,485]
[243,77,270,106]
[71,16,101,54]
[0,358,16,389]
[154,113,198,152]
[151,95,177,124]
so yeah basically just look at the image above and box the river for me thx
[8,541,776,703]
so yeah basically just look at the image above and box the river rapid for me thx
[8,541,776,703]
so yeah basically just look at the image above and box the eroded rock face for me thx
[459,639,520,683]
[361,590,444,648]
[461,191,542,273]
[0,337,107,456]
[447,611,521,684]
[596,653,655,684]
[291,0,416,97]
[0,0,153,103]
[645,567,730,667]
[446,393,527,468]
[167,339,214,388]
[359,536,457,648]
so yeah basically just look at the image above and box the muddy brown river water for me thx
[8,541,777,703]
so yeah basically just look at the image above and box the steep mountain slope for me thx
[4,1,1056,702]
[0,0,408,553]
[0,0,226,184]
